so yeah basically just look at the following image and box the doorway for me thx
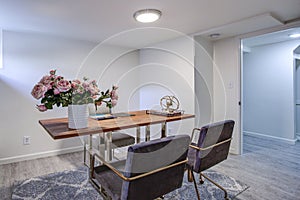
[241,27,300,151]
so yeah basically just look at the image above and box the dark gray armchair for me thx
[187,120,235,200]
[91,135,190,200]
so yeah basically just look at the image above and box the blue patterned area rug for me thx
[12,166,248,200]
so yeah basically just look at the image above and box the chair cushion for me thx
[99,133,135,148]
[112,133,135,147]
[94,160,126,200]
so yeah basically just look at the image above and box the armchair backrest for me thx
[192,120,235,173]
[121,135,190,200]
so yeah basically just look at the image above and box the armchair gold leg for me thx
[188,169,194,182]
[199,173,204,184]
[200,172,228,200]
[89,178,111,200]
[99,186,112,200]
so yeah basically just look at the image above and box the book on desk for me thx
[90,112,135,120]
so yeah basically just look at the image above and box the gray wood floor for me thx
[213,134,300,200]
[0,134,299,200]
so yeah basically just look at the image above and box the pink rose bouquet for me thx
[31,70,100,112]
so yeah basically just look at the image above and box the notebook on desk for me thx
[90,114,116,120]
[90,112,135,120]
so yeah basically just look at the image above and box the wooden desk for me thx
[39,110,194,161]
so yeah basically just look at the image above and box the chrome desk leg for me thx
[161,122,167,138]
[146,125,150,141]
[88,134,93,170]
[98,132,105,159]
[136,126,141,143]
[105,132,113,161]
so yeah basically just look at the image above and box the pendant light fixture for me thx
[134,9,162,23]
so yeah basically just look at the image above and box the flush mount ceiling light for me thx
[134,9,161,23]
[289,33,300,38]
[209,33,221,39]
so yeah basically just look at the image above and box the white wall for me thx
[194,35,214,127]
[0,30,139,164]
[71,43,140,113]
[0,30,196,164]
[138,36,195,139]
[243,40,299,142]
[213,37,241,154]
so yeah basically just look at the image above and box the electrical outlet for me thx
[23,136,30,145]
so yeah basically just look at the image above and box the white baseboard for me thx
[0,146,83,165]
[229,147,238,155]
[244,131,297,144]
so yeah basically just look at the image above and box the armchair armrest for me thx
[190,128,202,143]
[189,138,232,151]
[92,153,188,182]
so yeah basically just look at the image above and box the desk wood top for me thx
[39,110,195,140]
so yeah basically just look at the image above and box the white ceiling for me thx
[0,0,300,45]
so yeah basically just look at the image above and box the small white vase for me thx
[68,104,89,129]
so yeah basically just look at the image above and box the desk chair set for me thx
[90,120,235,200]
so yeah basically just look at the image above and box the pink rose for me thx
[31,83,47,99]
[49,70,56,75]
[88,84,99,96]
[82,81,89,89]
[56,79,71,92]
[39,75,52,85]
[54,88,60,95]
[45,84,53,90]
[36,104,47,112]
[111,99,118,107]
[71,82,79,90]
[54,75,63,82]
[111,89,119,100]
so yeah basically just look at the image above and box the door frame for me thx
[237,21,300,154]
